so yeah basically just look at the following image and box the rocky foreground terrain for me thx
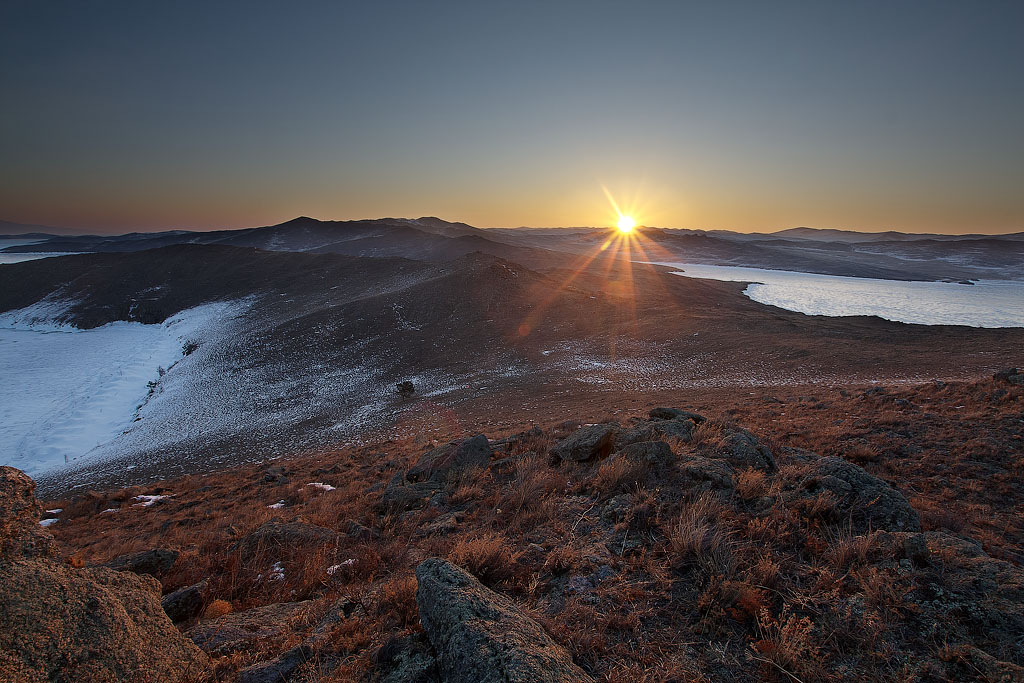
[1,370,1021,681]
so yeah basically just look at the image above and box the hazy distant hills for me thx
[3,216,1023,281]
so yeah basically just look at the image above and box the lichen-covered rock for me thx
[0,562,209,683]
[373,634,440,683]
[786,456,920,532]
[382,473,444,512]
[0,467,208,682]
[0,466,56,560]
[679,456,735,489]
[714,429,777,472]
[188,601,314,655]
[648,407,706,423]
[618,418,695,446]
[612,440,675,470]
[550,424,618,462]
[162,579,208,623]
[233,521,341,564]
[415,558,592,682]
[408,434,492,482]
[105,547,179,577]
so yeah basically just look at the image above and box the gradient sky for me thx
[1,0,1022,234]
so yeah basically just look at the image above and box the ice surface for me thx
[659,263,1024,328]
[0,300,246,477]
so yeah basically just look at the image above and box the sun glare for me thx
[617,215,635,233]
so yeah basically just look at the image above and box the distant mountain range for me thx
[3,216,1023,281]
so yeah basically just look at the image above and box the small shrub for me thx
[666,493,733,576]
[736,468,767,500]
[448,533,520,585]
[203,599,232,620]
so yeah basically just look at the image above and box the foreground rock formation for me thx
[0,467,208,683]
[416,558,592,683]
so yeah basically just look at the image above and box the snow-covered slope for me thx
[0,300,246,477]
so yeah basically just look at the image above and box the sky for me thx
[1,0,1022,234]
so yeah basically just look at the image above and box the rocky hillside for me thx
[3,372,1020,681]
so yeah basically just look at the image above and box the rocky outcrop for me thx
[993,367,1023,386]
[0,466,208,683]
[189,601,313,655]
[234,521,341,564]
[786,456,920,532]
[162,579,208,623]
[105,547,179,577]
[550,424,618,462]
[607,440,675,472]
[415,558,592,682]
[0,467,55,560]
[713,429,777,472]
[384,435,492,511]
[408,434,492,482]
[648,407,706,423]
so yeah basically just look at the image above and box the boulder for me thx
[415,558,592,682]
[0,467,208,683]
[787,456,920,533]
[105,548,179,578]
[550,424,618,463]
[189,601,313,655]
[373,634,440,683]
[408,434,492,483]
[238,645,312,683]
[612,441,675,470]
[649,407,705,423]
[162,579,208,623]
[234,521,341,564]
[382,473,444,512]
[0,467,55,560]
[679,456,735,489]
[709,429,776,472]
[618,419,695,446]
[993,367,1024,386]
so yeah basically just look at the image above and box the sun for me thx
[617,215,635,233]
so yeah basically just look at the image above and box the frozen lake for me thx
[0,301,241,477]
[0,239,80,264]
[659,263,1024,328]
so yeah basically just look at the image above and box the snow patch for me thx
[306,482,336,491]
[132,494,169,507]
[39,518,58,527]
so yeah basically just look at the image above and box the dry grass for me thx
[35,377,1024,683]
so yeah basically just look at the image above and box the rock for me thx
[993,367,1024,386]
[162,579,208,623]
[0,466,55,560]
[382,473,443,512]
[649,407,705,423]
[408,434,492,483]
[613,440,675,470]
[715,429,776,472]
[787,456,920,533]
[902,534,931,567]
[188,601,313,655]
[618,419,695,446]
[1,562,210,682]
[0,467,208,682]
[105,548,179,578]
[234,522,341,564]
[415,558,592,682]
[600,494,634,524]
[679,456,735,489]
[549,424,618,463]
[373,634,440,683]
[238,645,312,683]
